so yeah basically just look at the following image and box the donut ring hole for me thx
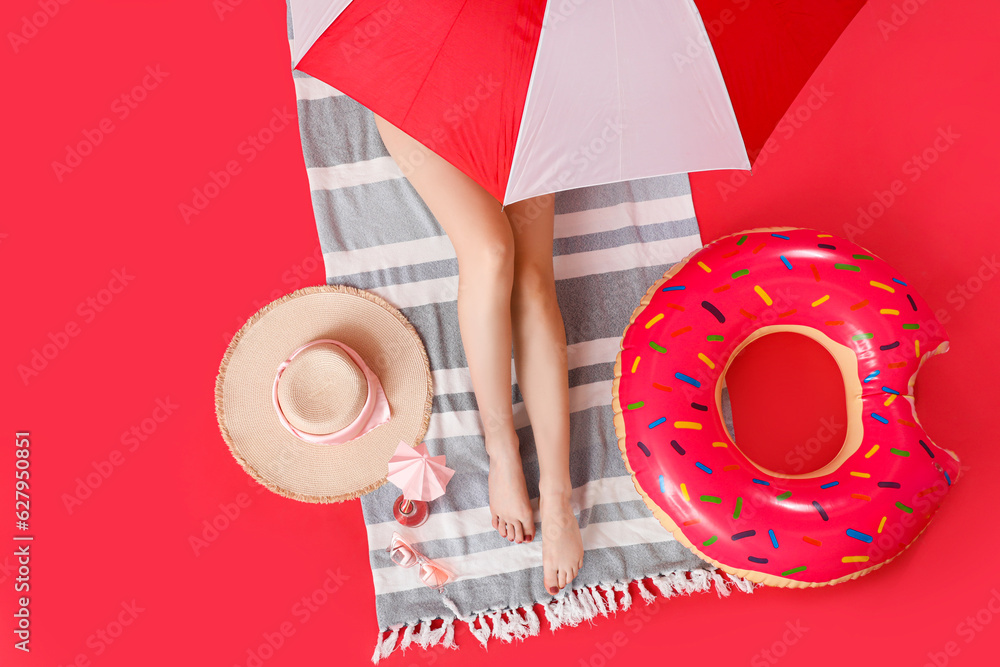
[723,332,848,476]
[716,325,864,480]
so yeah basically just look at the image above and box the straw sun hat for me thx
[215,285,433,503]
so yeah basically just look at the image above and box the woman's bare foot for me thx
[540,490,584,595]
[487,439,536,544]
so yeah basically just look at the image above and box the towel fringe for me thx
[523,603,541,636]
[398,623,415,651]
[370,569,758,662]
[442,620,457,648]
[487,609,504,641]
[588,584,609,616]
[636,578,657,604]
[505,608,526,642]
[601,583,618,612]
[370,617,459,664]
[565,588,586,624]
[710,570,732,598]
[370,624,402,664]
[577,586,598,619]
[468,613,491,647]
[545,594,566,631]
[418,619,433,648]
[648,573,674,599]
[689,569,709,593]
[614,581,633,610]
[731,573,757,595]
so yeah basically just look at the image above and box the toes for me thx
[506,522,516,542]
[492,514,499,530]
[513,522,525,544]
[525,522,536,542]
[544,568,559,596]
[557,568,568,591]
[497,520,508,538]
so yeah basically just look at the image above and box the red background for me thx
[4,1,998,666]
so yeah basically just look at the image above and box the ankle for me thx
[485,435,520,459]
[539,482,573,500]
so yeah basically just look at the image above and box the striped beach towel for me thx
[285,3,755,662]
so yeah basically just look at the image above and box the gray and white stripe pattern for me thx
[285,3,748,659]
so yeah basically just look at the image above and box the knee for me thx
[462,233,516,280]
[512,260,556,306]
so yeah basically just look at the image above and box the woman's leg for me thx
[373,113,535,544]
[504,196,584,594]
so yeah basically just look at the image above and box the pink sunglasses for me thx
[386,532,452,592]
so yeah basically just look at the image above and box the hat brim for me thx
[215,285,433,503]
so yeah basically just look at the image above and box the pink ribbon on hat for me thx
[271,339,391,445]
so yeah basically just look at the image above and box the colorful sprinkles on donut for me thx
[612,228,960,587]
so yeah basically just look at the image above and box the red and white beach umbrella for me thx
[289,0,864,206]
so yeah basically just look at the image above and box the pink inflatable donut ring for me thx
[612,227,960,587]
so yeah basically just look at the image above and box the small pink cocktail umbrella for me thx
[386,440,455,528]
